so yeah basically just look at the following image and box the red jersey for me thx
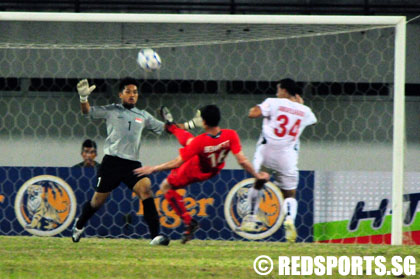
[179,129,242,173]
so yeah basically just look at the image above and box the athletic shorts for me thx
[96,155,148,193]
[167,156,219,188]
[253,137,299,191]
[259,166,299,191]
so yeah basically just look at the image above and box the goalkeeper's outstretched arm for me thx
[77,79,96,114]
[173,110,203,130]
[183,110,203,130]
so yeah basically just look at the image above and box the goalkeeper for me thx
[72,77,170,245]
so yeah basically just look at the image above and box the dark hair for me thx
[119,77,139,92]
[200,105,221,127]
[81,139,97,152]
[278,78,298,96]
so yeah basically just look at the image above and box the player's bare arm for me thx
[77,79,96,114]
[248,105,262,118]
[80,101,91,114]
[134,155,184,176]
[233,151,269,180]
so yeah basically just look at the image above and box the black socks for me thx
[142,197,160,239]
[76,197,160,239]
[76,201,99,230]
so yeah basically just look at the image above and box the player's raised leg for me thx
[159,106,195,146]
[159,106,174,125]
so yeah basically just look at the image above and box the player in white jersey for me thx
[71,77,169,246]
[241,78,317,243]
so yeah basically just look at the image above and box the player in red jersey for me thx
[134,105,269,243]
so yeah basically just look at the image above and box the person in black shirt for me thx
[73,139,101,168]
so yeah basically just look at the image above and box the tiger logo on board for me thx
[14,175,77,236]
[224,178,285,240]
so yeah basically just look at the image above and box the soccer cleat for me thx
[284,219,297,243]
[71,218,85,243]
[150,235,170,246]
[239,215,262,232]
[159,106,176,133]
[159,106,174,125]
[256,211,270,227]
[181,219,199,244]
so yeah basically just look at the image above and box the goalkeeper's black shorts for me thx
[95,155,148,193]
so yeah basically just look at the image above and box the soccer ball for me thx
[137,48,161,71]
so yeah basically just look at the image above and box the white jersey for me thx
[258,98,317,148]
[253,98,316,190]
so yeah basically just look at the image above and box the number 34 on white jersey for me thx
[258,98,317,147]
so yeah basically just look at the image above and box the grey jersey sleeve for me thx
[143,110,165,135]
[88,104,114,119]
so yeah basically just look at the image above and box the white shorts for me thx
[253,137,299,191]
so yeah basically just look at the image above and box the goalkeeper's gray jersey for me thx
[88,103,164,161]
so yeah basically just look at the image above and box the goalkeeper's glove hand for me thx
[184,110,203,130]
[77,79,96,103]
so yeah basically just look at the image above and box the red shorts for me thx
[167,156,219,188]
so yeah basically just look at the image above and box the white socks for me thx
[247,187,261,215]
[283,197,298,222]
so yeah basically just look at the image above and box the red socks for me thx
[164,125,195,225]
[167,124,194,147]
[165,189,192,225]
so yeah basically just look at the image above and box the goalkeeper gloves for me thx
[184,110,203,129]
[77,79,96,103]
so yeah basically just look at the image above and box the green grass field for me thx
[0,236,419,279]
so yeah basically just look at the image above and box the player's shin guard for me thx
[168,125,194,147]
[165,189,192,225]
[76,201,99,229]
[142,197,160,239]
